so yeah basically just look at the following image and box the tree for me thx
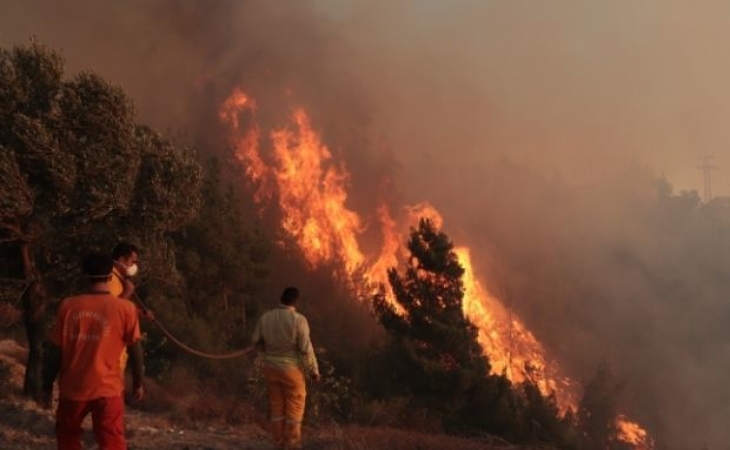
[0,41,202,397]
[372,218,488,405]
[170,158,270,352]
[520,380,578,448]
[578,364,628,450]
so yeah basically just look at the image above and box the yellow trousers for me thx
[263,365,306,449]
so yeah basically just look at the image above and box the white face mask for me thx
[125,263,139,277]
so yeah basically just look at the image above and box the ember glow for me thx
[219,89,653,449]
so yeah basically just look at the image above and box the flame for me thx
[366,204,400,287]
[617,416,654,450]
[456,247,576,407]
[219,88,269,204]
[270,108,364,275]
[220,89,652,449]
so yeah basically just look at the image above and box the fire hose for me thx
[132,293,255,360]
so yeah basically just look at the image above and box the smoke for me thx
[2,0,730,447]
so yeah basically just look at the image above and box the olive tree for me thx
[0,41,202,397]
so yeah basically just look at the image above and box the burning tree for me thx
[372,218,489,405]
[218,82,652,450]
[579,364,633,450]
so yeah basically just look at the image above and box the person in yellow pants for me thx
[252,287,320,449]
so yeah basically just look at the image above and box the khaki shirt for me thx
[252,305,319,376]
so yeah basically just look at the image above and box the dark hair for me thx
[83,252,114,280]
[280,287,300,306]
[112,242,139,261]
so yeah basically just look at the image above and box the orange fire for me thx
[617,416,654,450]
[220,89,652,449]
[455,247,577,407]
[219,88,270,205]
[270,108,365,276]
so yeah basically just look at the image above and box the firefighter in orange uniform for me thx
[41,252,144,450]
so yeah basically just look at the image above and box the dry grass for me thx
[303,425,549,450]
[135,364,264,428]
[0,341,56,449]
[0,339,552,450]
[0,339,28,397]
[0,303,22,329]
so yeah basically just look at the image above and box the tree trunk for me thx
[20,242,46,399]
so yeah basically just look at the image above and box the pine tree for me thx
[578,364,629,450]
[372,218,488,401]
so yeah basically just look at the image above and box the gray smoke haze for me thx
[2,1,730,447]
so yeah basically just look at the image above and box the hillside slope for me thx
[0,340,539,450]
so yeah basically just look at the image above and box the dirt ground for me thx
[0,340,526,450]
[0,340,274,450]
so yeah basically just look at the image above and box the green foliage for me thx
[57,73,138,219]
[0,41,203,295]
[521,382,580,449]
[131,126,202,233]
[166,158,270,345]
[131,157,272,407]
[368,218,581,448]
[307,349,362,424]
[372,218,488,402]
[452,376,581,448]
[0,39,275,412]
[0,40,203,396]
[0,145,33,220]
[578,364,630,450]
[454,373,520,436]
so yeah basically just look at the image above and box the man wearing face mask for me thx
[110,242,151,386]
[110,242,140,300]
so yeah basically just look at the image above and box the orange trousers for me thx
[56,396,126,450]
[262,365,307,449]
